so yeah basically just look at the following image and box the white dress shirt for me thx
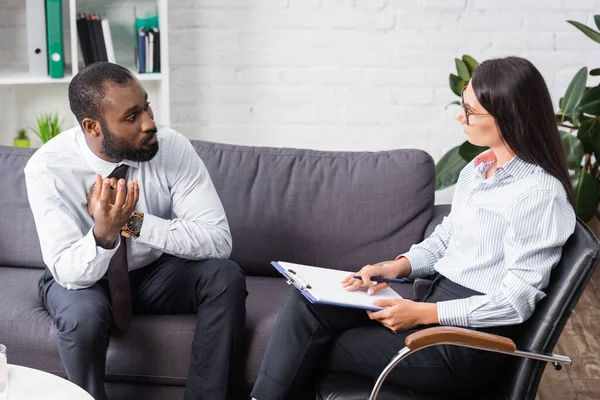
[25,125,232,290]
[402,150,576,328]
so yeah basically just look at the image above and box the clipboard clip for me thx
[285,269,312,290]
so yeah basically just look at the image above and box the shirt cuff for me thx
[437,298,470,327]
[136,213,169,249]
[84,226,120,263]
[398,248,434,279]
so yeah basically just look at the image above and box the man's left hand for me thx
[367,299,439,333]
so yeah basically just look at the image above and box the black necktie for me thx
[106,164,132,331]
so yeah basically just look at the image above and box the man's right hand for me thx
[341,258,412,295]
[88,174,139,248]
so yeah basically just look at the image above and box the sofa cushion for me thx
[0,147,44,268]
[193,141,435,277]
[0,266,292,387]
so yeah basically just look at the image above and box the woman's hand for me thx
[341,258,412,295]
[367,299,439,333]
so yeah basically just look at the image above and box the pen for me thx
[352,276,406,284]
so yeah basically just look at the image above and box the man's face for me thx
[99,79,159,162]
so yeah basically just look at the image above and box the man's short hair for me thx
[68,62,134,126]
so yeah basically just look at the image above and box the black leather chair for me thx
[317,215,600,400]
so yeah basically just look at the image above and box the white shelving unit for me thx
[0,0,170,148]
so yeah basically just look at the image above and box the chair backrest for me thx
[498,218,600,400]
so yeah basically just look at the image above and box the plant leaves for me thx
[579,85,600,116]
[462,55,479,75]
[435,145,468,190]
[568,20,600,44]
[445,100,461,110]
[560,130,585,169]
[578,118,600,153]
[449,74,466,97]
[561,67,587,120]
[458,141,488,162]
[591,68,600,76]
[596,15,600,31]
[572,170,600,221]
[455,58,471,82]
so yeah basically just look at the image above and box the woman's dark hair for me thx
[471,56,574,205]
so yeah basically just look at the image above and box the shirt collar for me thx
[77,128,139,178]
[473,149,537,181]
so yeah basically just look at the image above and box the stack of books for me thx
[25,0,64,78]
[76,13,115,66]
[137,27,161,73]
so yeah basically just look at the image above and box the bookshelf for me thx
[0,0,170,148]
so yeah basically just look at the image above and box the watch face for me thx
[126,215,143,234]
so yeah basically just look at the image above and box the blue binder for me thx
[271,261,402,311]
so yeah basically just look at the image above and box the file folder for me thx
[26,0,47,75]
[45,0,64,78]
[272,261,402,311]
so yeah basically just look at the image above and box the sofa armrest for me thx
[424,204,451,238]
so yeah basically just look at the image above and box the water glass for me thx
[0,344,6,400]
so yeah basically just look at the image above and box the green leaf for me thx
[561,67,587,120]
[445,100,461,110]
[573,170,600,221]
[568,20,600,44]
[591,68,600,76]
[435,145,468,190]
[595,15,600,31]
[577,118,600,153]
[449,74,466,97]
[559,97,563,109]
[560,130,585,169]
[579,85,600,116]
[458,141,488,162]
[462,55,479,75]
[455,58,470,82]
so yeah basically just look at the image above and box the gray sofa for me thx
[0,140,445,399]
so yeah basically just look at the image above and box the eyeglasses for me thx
[461,86,491,125]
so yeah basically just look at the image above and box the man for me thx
[24,62,247,400]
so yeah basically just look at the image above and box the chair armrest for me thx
[405,326,516,353]
[424,204,451,238]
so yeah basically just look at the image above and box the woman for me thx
[250,56,576,399]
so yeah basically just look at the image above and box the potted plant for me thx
[13,128,30,148]
[30,112,63,144]
[436,16,600,225]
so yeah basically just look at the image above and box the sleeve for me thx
[399,213,453,279]
[24,165,119,290]
[437,190,576,328]
[135,132,232,260]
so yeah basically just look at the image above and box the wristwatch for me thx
[121,211,144,238]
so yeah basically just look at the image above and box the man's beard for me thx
[100,120,159,162]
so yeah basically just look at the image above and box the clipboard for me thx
[272,261,402,311]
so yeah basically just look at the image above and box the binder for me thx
[45,0,64,78]
[152,28,161,73]
[85,14,98,64]
[92,15,108,62]
[272,261,402,311]
[101,19,116,63]
[76,13,92,66]
[147,30,154,72]
[26,0,47,75]
[137,28,147,73]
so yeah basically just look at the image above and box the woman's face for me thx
[456,82,501,148]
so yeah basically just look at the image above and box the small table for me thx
[5,364,94,400]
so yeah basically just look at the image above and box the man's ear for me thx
[82,118,101,138]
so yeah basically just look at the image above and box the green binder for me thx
[46,0,64,78]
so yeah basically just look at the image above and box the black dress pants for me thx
[38,255,247,400]
[251,274,521,399]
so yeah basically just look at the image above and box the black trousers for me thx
[251,274,522,399]
[38,255,247,400]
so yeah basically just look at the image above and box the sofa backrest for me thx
[0,141,436,277]
[192,141,435,277]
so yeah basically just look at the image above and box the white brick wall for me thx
[2,0,600,204]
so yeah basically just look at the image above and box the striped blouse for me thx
[402,150,576,328]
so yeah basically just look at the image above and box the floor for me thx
[536,268,600,399]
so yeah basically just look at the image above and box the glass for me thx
[0,344,6,400]
[461,86,490,125]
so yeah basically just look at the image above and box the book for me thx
[271,261,402,311]
[101,19,116,63]
[137,28,147,73]
[152,28,161,73]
